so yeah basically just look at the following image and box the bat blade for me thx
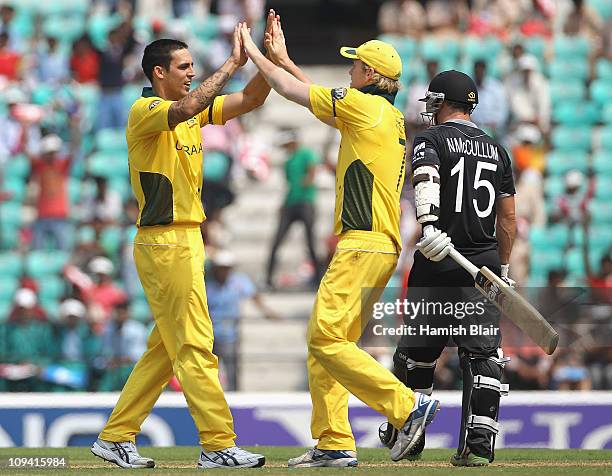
[475,267,559,355]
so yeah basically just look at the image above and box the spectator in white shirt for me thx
[471,59,509,140]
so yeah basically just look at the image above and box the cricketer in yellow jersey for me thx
[239,16,441,468]
[91,12,300,470]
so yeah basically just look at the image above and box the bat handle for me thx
[448,247,479,279]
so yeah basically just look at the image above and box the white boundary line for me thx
[0,391,611,408]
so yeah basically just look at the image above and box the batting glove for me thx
[417,226,453,262]
[500,264,516,287]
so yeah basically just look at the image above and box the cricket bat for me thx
[448,247,559,355]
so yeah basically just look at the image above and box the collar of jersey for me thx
[141,87,158,98]
[445,118,478,128]
[358,84,396,105]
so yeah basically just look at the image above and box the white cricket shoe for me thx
[91,438,155,468]
[288,448,358,467]
[197,446,265,468]
[390,392,440,461]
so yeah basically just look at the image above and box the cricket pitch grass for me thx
[0,447,610,475]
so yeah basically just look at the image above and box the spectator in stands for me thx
[0,32,20,80]
[30,134,72,251]
[511,123,545,173]
[36,36,69,86]
[519,0,553,38]
[80,176,123,225]
[583,217,612,304]
[55,299,99,362]
[602,18,612,60]
[206,250,279,390]
[424,0,469,38]
[505,54,551,134]
[172,0,195,17]
[64,256,128,329]
[0,5,22,52]
[474,0,535,37]
[551,170,595,232]
[504,347,551,390]
[512,167,546,285]
[97,301,147,391]
[4,288,52,391]
[471,59,508,139]
[97,24,136,130]
[404,60,438,140]
[551,350,592,390]
[53,298,101,390]
[266,129,321,289]
[377,0,426,38]
[0,89,36,164]
[70,35,100,84]
[200,121,238,232]
[561,0,603,48]
[219,0,265,38]
[8,287,46,322]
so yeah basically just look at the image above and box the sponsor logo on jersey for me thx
[149,100,161,110]
[332,87,347,100]
[186,117,197,127]
[412,141,426,162]
[175,140,203,155]
[446,138,499,161]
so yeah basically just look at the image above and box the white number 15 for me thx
[450,157,497,218]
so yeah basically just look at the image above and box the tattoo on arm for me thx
[168,69,231,129]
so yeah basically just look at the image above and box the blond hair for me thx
[362,62,400,94]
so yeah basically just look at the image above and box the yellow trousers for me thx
[307,231,415,451]
[99,225,235,451]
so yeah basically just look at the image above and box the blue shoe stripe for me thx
[319,450,355,459]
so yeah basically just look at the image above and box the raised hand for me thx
[239,22,260,58]
[231,24,248,67]
[265,10,289,65]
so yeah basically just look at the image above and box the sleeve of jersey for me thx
[498,147,516,197]
[198,95,227,127]
[412,134,441,224]
[128,98,173,137]
[309,85,369,127]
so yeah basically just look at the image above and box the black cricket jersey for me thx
[412,119,515,256]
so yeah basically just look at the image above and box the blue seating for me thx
[549,59,589,81]
[4,154,31,180]
[0,252,23,277]
[553,101,599,125]
[546,149,589,175]
[25,251,70,277]
[551,126,592,151]
[591,79,612,106]
[550,80,586,103]
[37,275,66,301]
[0,276,18,302]
[593,151,612,175]
[88,151,129,179]
[595,58,612,80]
[95,128,127,153]
[553,36,590,60]
[600,127,612,150]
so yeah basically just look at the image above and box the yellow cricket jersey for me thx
[126,87,226,227]
[309,84,407,248]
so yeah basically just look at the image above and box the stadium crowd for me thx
[0,0,610,392]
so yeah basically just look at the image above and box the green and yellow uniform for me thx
[305,84,415,450]
[99,88,236,451]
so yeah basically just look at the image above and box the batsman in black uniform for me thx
[379,70,517,466]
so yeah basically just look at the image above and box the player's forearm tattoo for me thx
[168,69,231,129]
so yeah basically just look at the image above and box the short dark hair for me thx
[141,38,188,83]
[446,100,474,115]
